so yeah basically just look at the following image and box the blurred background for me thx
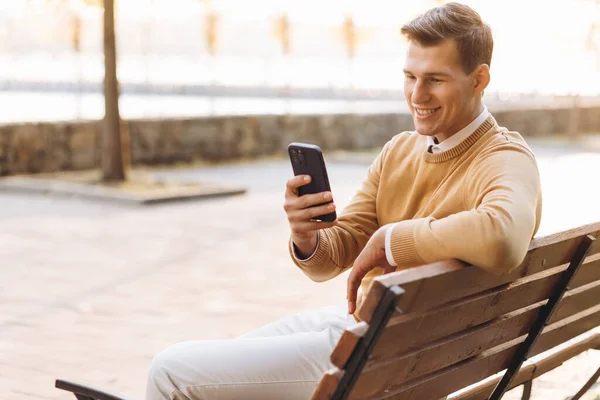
[1,1,600,400]
[1,0,599,122]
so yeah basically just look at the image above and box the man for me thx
[146,3,542,399]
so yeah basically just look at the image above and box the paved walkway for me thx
[1,138,600,399]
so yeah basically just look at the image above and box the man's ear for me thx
[472,64,490,96]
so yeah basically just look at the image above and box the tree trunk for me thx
[102,0,125,181]
[568,94,581,139]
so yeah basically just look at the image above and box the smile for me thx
[414,107,441,118]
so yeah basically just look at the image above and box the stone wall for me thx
[1,105,599,176]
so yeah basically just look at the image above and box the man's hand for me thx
[284,175,338,258]
[346,225,396,315]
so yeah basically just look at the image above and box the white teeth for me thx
[415,108,439,116]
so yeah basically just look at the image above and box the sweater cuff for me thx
[289,230,331,268]
[385,223,399,267]
[389,219,426,267]
[291,232,320,261]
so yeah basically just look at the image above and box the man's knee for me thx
[148,347,171,379]
[146,344,186,399]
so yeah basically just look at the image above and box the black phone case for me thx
[288,143,337,222]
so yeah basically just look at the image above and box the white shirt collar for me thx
[426,105,489,154]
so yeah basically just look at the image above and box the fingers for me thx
[285,176,332,204]
[285,175,337,241]
[346,257,368,315]
[285,175,311,198]
[284,185,335,225]
[284,192,333,213]
[299,192,333,210]
[347,262,397,315]
[292,220,338,235]
[288,201,336,222]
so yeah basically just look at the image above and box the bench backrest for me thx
[312,221,600,400]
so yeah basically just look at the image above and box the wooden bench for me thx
[56,222,600,400]
[312,221,600,400]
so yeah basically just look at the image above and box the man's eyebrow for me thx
[424,72,451,77]
[403,69,451,77]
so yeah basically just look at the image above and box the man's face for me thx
[403,39,481,142]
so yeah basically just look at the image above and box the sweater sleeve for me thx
[388,143,542,274]
[288,140,391,282]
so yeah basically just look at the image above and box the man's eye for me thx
[430,78,443,83]
[405,75,416,80]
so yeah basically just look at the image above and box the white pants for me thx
[145,304,356,400]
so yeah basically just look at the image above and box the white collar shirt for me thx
[425,105,490,154]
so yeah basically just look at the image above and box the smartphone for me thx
[288,143,336,223]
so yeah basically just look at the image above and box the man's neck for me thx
[436,102,485,143]
[427,104,489,154]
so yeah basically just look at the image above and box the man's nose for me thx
[411,80,430,105]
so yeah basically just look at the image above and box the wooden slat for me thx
[310,368,344,400]
[331,254,600,369]
[358,222,600,323]
[343,281,600,399]
[349,304,600,400]
[330,322,368,368]
[449,331,600,400]
[446,363,535,400]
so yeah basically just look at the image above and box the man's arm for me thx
[289,140,393,282]
[388,144,542,274]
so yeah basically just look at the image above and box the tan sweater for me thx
[289,115,542,315]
